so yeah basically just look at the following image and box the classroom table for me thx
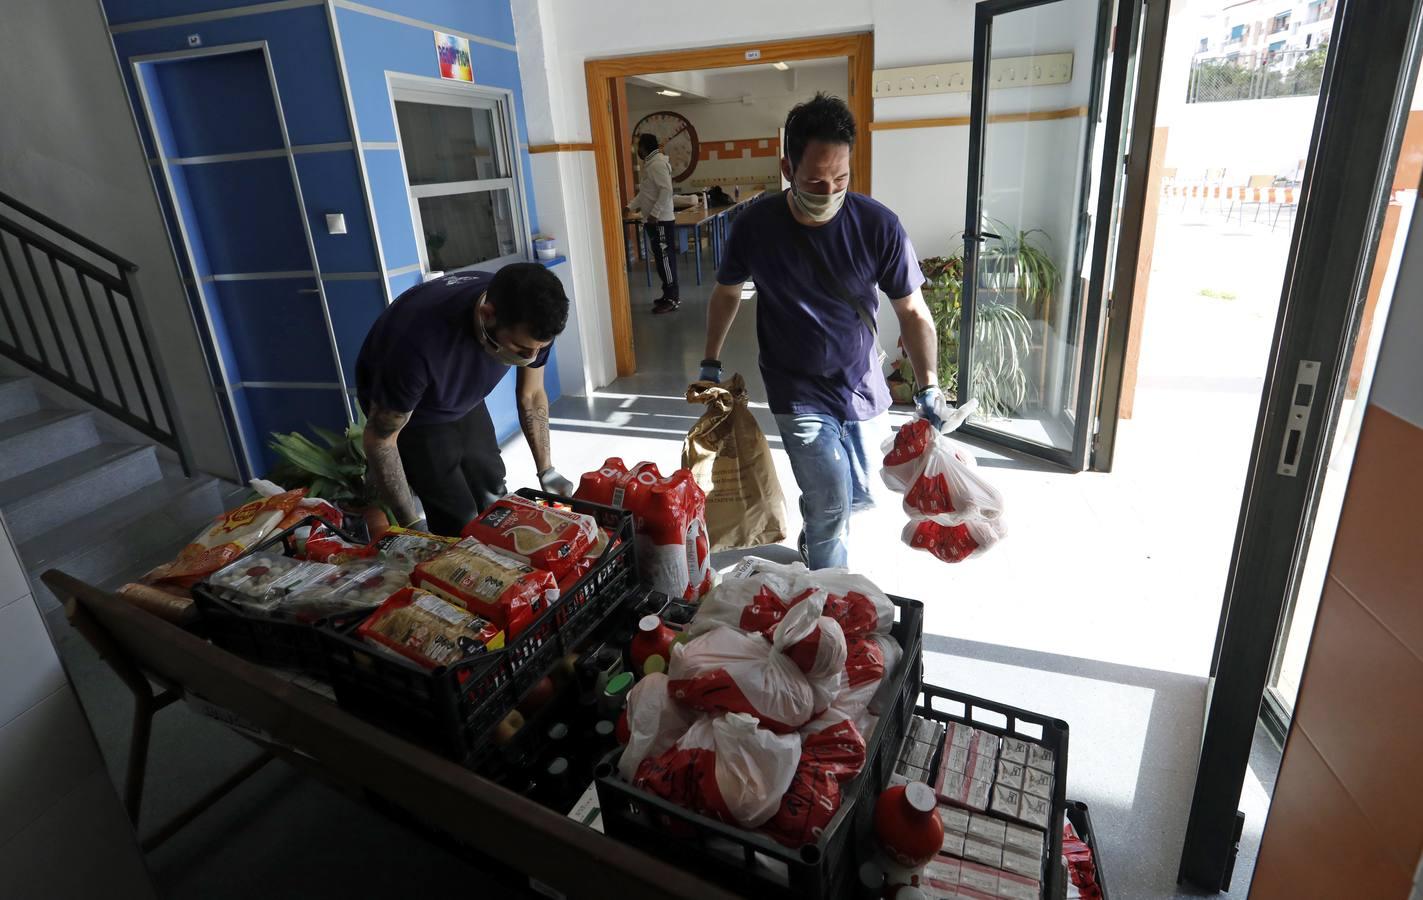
[623,188,766,288]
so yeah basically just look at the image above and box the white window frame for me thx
[386,73,532,276]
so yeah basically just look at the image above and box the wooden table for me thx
[624,188,767,287]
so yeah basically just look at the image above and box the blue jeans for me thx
[775,413,876,570]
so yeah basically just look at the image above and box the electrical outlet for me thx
[873,53,1073,97]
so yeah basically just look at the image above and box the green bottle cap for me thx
[605,671,634,697]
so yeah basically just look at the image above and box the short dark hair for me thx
[487,262,568,341]
[637,132,660,156]
[783,92,856,169]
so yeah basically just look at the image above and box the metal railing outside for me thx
[1186,48,1329,103]
[0,191,191,475]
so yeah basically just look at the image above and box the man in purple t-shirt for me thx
[700,93,954,569]
[356,263,576,536]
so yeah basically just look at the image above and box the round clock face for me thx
[633,110,699,183]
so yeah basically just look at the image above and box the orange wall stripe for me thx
[528,142,596,154]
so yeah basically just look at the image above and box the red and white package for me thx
[147,489,308,588]
[576,459,712,601]
[686,565,801,638]
[618,672,697,781]
[901,518,1004,564]
[880,417,936,494]
[634,712,801,829]
[906,438,1002,526]
[760,757,842,848]
[832,633,903,739]
[302,524,374,563]
[667,627,815,733]
[461,494,597,577]
[799,708,868,782]
[772,591,848,714]
[411,537,558,636]
[277,495,343,532]
[797,570,895,637]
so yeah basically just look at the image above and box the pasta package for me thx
[357,587,504,669]
[412,537,558,636]
[146,489,308,588]
[461,494,597,576]
[368,526,460,572]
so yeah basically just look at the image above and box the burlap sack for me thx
[683,375,788,551]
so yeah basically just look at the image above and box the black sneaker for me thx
[652,298,680,315]
[797,529,809,564]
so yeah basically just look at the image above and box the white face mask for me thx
[475,293,536,367]
[790,170,848,223]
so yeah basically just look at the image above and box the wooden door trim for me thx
[586,32,874,377]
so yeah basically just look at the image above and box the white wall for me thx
[0,0,236,478]
[515,0,1103,386]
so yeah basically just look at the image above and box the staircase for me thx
[0,375,227,612]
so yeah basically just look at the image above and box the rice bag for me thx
[461,494,598,576]
[412,537,558,637]
[901,518,1004,564]
[772,592,848,714]
[618,672,697,781]
[634,712,801,829]
[146,489,307,588]
[357,586,504,669]
[667,627,815,733]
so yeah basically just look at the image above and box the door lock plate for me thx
[1276,360,1320,477]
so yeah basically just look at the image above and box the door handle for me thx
[964,231,1002,243]
[1276,359,1320,477]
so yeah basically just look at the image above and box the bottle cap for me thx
[547,757,569,777]
[605,672,634,696]
[638,614,661,632]
[547,722,569,742]
[905,782,936,814]
[594,720,615,738]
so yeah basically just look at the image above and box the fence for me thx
[1186,48,1328,104]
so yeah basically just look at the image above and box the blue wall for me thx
[105,0,558,475]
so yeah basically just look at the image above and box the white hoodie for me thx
[631,149,675,222]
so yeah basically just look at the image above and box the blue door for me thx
[137,45,349,478]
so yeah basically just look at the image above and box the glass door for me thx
[959,0,1137,469]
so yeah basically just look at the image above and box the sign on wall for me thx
[435,32,473,82]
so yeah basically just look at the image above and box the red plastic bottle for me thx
[874,782,944,869]
[629,614,678,676]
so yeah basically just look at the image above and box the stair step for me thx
[0,443,162,544]
[0,376,40,421]
[0,409,101,482]
[24,474,224,612]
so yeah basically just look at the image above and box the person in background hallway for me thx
[629,132,680,314]
[356,263,576,536]
[698,93,959,569]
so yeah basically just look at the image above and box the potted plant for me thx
[913,254,1033,419]
[267,410,392,539]
[975,221,1061,320]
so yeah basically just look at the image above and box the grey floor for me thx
[42,252,1282,898]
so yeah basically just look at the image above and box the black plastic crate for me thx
[1065,799,1109,900]
[318,490,637,764]
[191,515,368,673]
[915,683,1071,900]
[594,594,925,900]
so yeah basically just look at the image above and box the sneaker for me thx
[652,299,680,315]
[797,529,809,564]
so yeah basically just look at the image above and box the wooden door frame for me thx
[586,32,875,378]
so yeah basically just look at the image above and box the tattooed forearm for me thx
[518,395,552,473]
[363,407,420,525]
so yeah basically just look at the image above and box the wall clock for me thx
[633,110,699,183]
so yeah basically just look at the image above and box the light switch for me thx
[325,213,347,235]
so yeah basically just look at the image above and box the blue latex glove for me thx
[915,388,976,434]
[698,361,723,383]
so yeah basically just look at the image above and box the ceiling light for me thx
[772,61,790,71]
[657,89,682,97]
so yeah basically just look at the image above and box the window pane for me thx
[395,100,504,185]
[418,190,517,270]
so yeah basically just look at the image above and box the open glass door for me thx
[959,0,1140,469]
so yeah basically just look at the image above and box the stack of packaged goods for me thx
[612,558,901,848]
[1062,819,1103,900]
[880,418,1006,564]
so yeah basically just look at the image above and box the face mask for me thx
[790,169,848,223]
[475,294,536,367]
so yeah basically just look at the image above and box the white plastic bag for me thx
[633,712,801,829]
[617,672,696,781]
[793,569,895,637]
[883,420,1002,526]
[832,632,903,739]
[688,558,805,638]
[772,591,848,713]
[668,627,816,733]
[901,517,1004,563]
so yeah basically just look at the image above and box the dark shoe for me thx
[797,529,809,564]
[652,298,680,315]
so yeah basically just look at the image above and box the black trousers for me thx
[645,220,679,300]
[397,403,507,537]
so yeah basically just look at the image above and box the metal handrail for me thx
[0,192,191,475]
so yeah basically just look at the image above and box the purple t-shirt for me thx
[716,192,924,421]
[356,271,549,426]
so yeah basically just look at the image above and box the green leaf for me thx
[312,425,346,450]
